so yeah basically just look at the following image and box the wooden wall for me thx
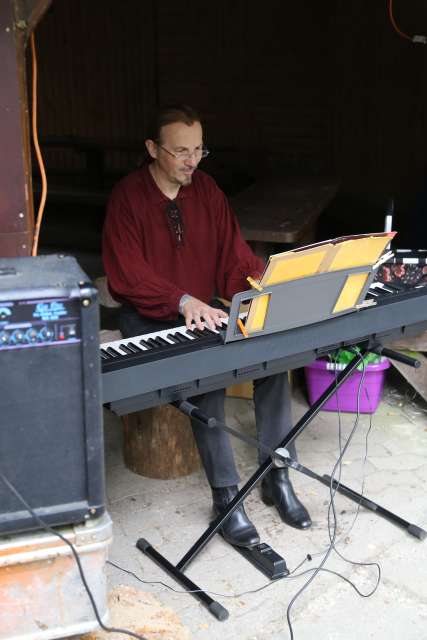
[33,0,427,225]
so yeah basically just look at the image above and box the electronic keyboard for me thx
[101,284,427,414]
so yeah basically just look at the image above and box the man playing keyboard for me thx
[102,104,311,547]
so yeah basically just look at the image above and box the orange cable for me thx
[30,32,47,256]
[388,0,412,42]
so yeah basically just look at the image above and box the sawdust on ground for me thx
[81,584,191,640]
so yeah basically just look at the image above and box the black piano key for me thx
[119,343,134,354]
[186,329,200,338]
[192,328,213,339]
[202,326,217,335]
[172,332,191,343]
[155,336,171,346]
[100,350,110,359]
[139,339,153,349]
[166,333,181,344]
[126,342,142,352]
[106,346,122,357]
[147,338,161,348]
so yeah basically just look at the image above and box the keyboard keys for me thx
[147,338,162,348]
[192,327,215,338]
[172,332,191,343]
[126,342,142,352]
[166,333,181,343]
[106,346,121,357]
[119,344,134,354]
[186,329,199,338]
[100,317,228,372]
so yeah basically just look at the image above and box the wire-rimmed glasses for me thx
[157,144,210,160]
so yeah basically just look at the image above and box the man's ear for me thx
[145,139,158,160]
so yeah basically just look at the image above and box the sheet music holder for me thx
[225,231,395,343]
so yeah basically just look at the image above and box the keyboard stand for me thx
[137,350,398,621]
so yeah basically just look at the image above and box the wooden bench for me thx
[96,277,201,480]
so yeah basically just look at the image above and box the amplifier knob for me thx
[26,327,39,343]
[10,329,25,344]
[38,326,54,342]
[0,330,9,346]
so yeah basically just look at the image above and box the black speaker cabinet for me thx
[0,255,105,534]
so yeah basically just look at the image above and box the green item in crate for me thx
[328,348,382,371]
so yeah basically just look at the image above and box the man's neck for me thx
[149,163,181,200]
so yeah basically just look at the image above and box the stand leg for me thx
[281,446,427,541]
[136,539,229,620]
[321,475,427,541]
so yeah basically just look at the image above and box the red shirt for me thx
[102,164,264,320]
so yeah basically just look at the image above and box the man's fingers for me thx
[182,299,228,332]
[204,314,217,331]
[194,315,205,330]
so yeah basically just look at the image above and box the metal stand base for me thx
[136,347,426,620]
[136,354,366,620]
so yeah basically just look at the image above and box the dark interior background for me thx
[32,0,427,271]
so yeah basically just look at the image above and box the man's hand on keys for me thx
[181,296,228,331]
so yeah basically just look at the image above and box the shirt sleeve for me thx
[102,184,186,320]
[212,186,265,300]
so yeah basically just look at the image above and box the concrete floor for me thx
[102,373,427,640]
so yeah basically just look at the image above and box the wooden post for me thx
[0,0,51,257]
[0,2,32,255]
[122,406,201,479]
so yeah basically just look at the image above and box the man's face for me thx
[147,121,204,187]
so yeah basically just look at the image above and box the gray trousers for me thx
[119,305,296,488]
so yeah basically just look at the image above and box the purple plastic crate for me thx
[304,358,390,414]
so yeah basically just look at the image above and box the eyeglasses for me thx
[157,144,210,160]
[165,201,185,247]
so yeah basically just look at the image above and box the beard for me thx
[175,170,193,186]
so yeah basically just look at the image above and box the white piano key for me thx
[100,318,228,355]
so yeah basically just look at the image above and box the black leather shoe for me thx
[212,485,260,548]
[261,468,312,529]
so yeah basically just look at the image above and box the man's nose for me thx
[185,155,198,168]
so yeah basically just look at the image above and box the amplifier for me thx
[0,254,105,534]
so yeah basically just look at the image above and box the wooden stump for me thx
[122,405,201,479]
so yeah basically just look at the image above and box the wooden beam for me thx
[14,0,52,40]
[0,1,41,256]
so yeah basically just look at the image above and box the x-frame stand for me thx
[136,347,426,621]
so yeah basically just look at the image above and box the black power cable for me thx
[284,350,381,639]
